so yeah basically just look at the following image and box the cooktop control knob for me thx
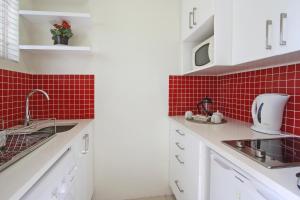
[255,149,266,158]
[236,141,245,148]
[296,173,300,189]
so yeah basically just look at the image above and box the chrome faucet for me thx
[24,89,50,126]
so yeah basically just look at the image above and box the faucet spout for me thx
[24,89,50,126]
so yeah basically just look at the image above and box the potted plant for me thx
[50,21,73,45]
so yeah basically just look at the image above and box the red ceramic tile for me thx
[0,69,94,129]
[169,63,300,135]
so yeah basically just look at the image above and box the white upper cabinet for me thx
[181,0,300,75]
[181,0,214,41]
[232,0,300,65]
[181,0,195,40]
[194,0,214,30]
[232,0,280,64]
[276,0,300,55]
[181,0,233,75]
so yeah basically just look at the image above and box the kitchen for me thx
[0,0,299,200]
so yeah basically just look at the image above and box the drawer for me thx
[170,124,187,146]
[170,178,185,200]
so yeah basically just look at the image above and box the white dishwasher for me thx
[210,152,284,200]
[21,147,78,200]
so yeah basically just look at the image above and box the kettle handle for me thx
[251,97,259,125]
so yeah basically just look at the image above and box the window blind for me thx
[0,0,19,62]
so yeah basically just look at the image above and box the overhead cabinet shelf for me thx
[19,45,91,53]
[19,10,91,24]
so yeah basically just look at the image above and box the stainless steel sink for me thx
[0,123,77,172]
[37,124,77,134]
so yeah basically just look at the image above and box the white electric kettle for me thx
[251,93,290,135]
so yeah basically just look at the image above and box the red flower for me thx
[62,21,71,29]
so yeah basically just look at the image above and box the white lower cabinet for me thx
[73,124,94,200]
[210,152,283,200]
[169,121,209,200]
[21,123,94,200]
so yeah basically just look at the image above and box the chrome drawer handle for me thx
[175,155,184,165]
[174,180,184,193]
[175,129,185,136]
[175,142,185,150]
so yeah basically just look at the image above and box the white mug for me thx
[185,111,193,120]
[211,110,224,124]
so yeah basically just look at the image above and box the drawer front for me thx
[170,178,185,200]
[170,123,187,151]
[170,122,187,200]
[170,151,185,200]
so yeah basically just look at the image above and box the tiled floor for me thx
[129,195,175,200]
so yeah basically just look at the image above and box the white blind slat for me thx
[0,0,19,62]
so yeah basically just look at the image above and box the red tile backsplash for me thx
[168,76,218,116]
[169,63,300,135]
[0,69,94,129]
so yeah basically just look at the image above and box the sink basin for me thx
[0,123,77,172]
[37,124,77,134]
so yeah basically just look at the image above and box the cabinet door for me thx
[73,127,94,200]
[233,172,266,200]
[210,154,237,200]
[73,132,88,200]
[232,0,283,65]
[183,132,200,200]
[276,0,300,55]
[210,153,283,200]
[85,129,94,200]
[194,0,213,30]
[182,0,195,40]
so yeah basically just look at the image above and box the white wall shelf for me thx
[19,10,91,24]
[19,45,91,53]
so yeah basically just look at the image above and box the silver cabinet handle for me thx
[175,155,184,164]
[192,8,197,26]
[174,180,184,193]
[189,12,193,29]
[266,20,272,50]
[82,134,89,154]
[175,129,185,136]
[86,134,89,152]
[280,13,287,46]
[175,142,185,150]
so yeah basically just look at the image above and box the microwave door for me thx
[195,44,210,67]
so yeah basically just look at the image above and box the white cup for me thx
[211,110,224,124]
[185,111,193,120]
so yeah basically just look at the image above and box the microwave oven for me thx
[192,36,214,69]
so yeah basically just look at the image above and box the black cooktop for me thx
[223,137,300,168]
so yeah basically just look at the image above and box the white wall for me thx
[20,0,181,199]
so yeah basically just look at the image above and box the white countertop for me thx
[170,116,300,200]
[0,119,94,200]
